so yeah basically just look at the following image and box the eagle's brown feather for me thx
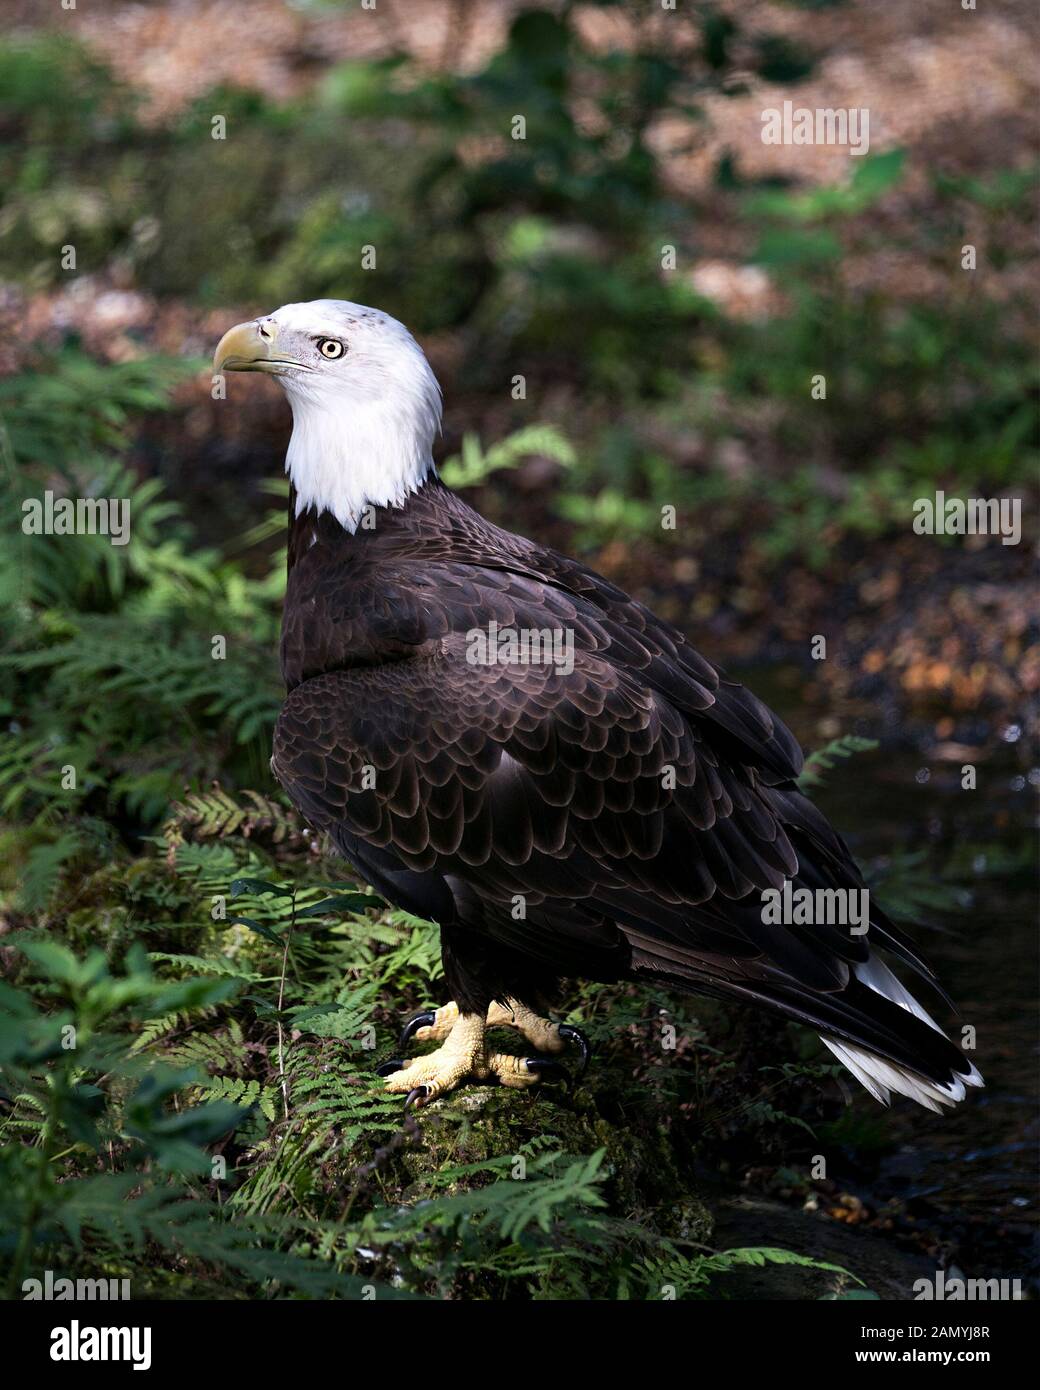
[271,478,972,1091]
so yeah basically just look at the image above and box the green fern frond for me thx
[129,1006,220,1055]
[163,787,300,853]
[202,1075,279,1123]
[797,735,879,791]
[440,425,575,490]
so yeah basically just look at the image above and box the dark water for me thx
[740,664,1038,1284]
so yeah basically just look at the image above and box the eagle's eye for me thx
[317,338,345,360]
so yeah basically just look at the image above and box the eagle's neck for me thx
[281,478,460,689]
[284,384,438,532]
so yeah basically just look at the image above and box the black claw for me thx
[375,1058,405,1077]
[557,1024,591,1079]
[399,1010,436,1049]
[404,1085,430,1110]
[524,1057,572,1090]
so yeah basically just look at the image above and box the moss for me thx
[386,1064,713,1249]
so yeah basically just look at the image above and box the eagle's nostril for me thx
[257,321,274,341]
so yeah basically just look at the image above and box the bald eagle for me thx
[215,300,982,1113]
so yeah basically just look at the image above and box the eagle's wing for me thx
[272,557,972,1093]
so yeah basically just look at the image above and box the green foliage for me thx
[0,941,269,1295]
[707,152,1039,561]
[644,1245,859,1298]
[0,349,285,898]
[797,736,879,791]
[440,424,576,490]
[863,849,972,925]
[163,787,301,849]
[0,870,849,1299]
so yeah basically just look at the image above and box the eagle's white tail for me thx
[821,958,983,1112]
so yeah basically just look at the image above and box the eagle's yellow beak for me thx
[214,320,284,374]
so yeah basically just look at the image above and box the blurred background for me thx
[0,0,1036,1301]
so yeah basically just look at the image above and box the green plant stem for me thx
[275,894,296,1121]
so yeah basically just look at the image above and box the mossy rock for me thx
[386,1072,712,1248]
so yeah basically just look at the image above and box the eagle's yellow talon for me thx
[381,1005,578,1102]
[401,997,584,1060]
[484,1052,564,1090]
[381,1010,486,1101]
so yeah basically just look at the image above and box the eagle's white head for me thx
[214,299,442,531]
